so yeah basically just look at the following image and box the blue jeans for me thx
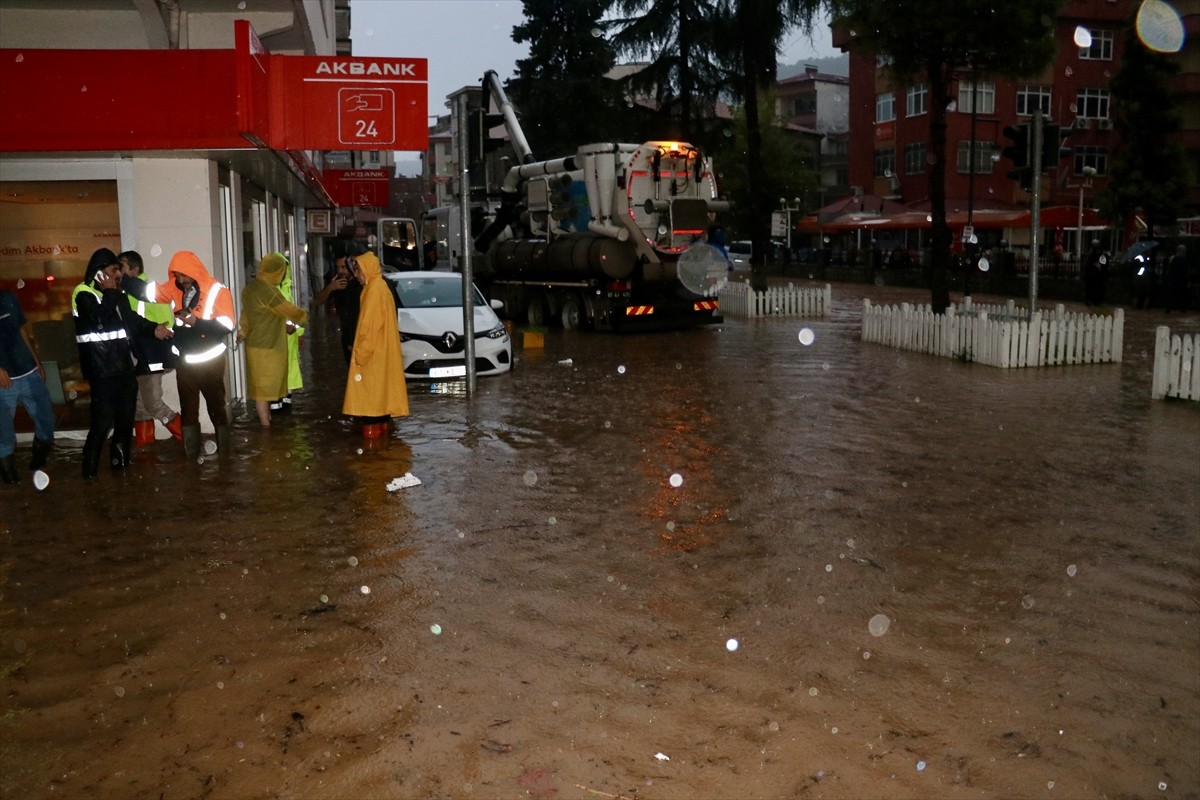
[0,370,56,458]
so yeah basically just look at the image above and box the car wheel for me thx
[527,297,546,327]
[560,296,582,330]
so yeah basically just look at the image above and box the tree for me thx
[508,0,623,159]
[824,0,1062,312]
[1100,21,1190,241]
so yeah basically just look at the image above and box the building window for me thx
[956,141,994,174]
[792,96,816,116]
[1076,88,1110,119]
[874,147,897,178]
[1079,29,1114,60]
[906,83,927,117]
[904,141,927,175]
[957,81,995,114]
[1016,85,1052,116]
[830,139,849,156]
[876,92,895,123]
[835,166,849,186]
[1073,146,1108,176]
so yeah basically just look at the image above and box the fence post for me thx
[1112,308,1124,363]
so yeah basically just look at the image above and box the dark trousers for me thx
[85,373,138,454]
[177,354,229,426]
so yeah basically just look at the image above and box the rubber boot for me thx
[215,425,232,456]
[134,420,156,447]
[182,425,202,461]
[29,438,52,471]
[110,437,131,470]
[165,414,184,444]
[81,446,101,480]
[0,455,17,485]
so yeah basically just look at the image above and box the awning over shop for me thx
[1027,206,1107,228]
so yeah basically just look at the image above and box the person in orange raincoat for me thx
[342,252,408,435]
[147,250,237,457]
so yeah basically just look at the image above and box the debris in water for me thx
[386,472,422,491]
[558,358,573,366]
[654,752,670,761]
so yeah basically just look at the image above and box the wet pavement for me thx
[2,281,1198,799]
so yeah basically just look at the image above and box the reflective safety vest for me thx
[126,275,175,372]
[72,281,134,380]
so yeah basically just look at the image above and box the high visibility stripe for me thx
[183,342,227,364]
[625,305,655,316]
[76,329,129,343]
[147,362,165,372]
[693,299,718,311]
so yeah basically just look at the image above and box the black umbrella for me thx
[1121,240,1158,262]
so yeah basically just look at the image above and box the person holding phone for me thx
[72,248,173,478]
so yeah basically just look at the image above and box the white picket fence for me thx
[1152,327,1200,401]
[861,299,1124,368]
[719,281,831,318]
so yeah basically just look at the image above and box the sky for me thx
[351,0,838,169]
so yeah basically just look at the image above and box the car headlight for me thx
[485,324,508,341]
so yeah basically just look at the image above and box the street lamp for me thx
[1073,166,1097,267]
[779,197,801,258]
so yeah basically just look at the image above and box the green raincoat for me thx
[240,253,308,402]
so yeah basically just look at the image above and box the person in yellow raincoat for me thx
[342,251,407,436]
[239,253,308,427]
[273,267,304,415]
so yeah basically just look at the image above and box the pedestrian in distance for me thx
[341,252,408,439]
[239,252,308,427]
[0,289,55,485]
[118,250,183,447]
[1164,244,1190,313]
[73,248,173,479]
[145,251,237,459]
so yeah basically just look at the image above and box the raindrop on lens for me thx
[669,473,683,488]
[523,470,538,486]
[1066,564,1077,577]
[430,624,442,635]
[917,760,926,771]
[150,244,162,257]
[868,614,891,637]
[1159,781,1168,791]
[798,328,815,346]
[360,585,370,595]
[114,686,125,697]
[1021,595,1035,610]
[33,471,49,491]
[347,556,359,567]
[726,638,739,652]
[319,594,329,604]
[617,365,626,374]
[204,440,217,455]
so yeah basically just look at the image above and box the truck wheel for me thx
[526,298,546,327]
[560,296,582,330]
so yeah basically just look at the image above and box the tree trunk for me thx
[740,3,770,292]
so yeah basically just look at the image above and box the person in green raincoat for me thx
[274,267,304,414]
[342,252,408,432]
[239,253,308,427]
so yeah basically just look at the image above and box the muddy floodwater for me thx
[2,281,1197,800]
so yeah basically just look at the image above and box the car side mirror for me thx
[490,299,504,311]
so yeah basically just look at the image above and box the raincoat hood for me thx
[256,252,289,286]
[356,252,383,284]
[168,250,214,284]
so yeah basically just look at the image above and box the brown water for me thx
[2,281,1197,800]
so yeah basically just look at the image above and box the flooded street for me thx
[2,281,1198,800]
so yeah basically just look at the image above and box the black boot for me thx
[0,454,17,485]
[81,446,102,480]
[29,438,53,471]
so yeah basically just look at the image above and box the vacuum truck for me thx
[451,70,731,331]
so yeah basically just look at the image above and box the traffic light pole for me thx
[457,92,477,395]
[1028,108,1044,318]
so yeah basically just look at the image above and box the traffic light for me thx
[466,108,506,167]
[1002,123,1030,170]
[1041,123,1073,171]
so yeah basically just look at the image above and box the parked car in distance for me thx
[384,272,512,379]
[729,240,752,270]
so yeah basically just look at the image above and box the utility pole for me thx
[456,92,477,395]
[1028,108,1044,317]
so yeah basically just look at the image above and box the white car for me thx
[728,240,752,270]
[385,272,512,378]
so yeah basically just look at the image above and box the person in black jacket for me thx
[72,248,172,479]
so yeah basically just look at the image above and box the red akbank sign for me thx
[0,20,427,153]
[324,169,391,208]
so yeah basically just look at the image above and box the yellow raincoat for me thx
[342,253,409,418]
[240,253,308,402]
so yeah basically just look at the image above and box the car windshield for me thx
[391,277,485,309]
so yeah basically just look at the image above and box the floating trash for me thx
[654,752,670,762]
[725,638,739,652]
[386,472,422,491]
[558,358,573,366]
[868,614,891,637]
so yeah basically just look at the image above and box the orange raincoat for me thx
[342,253,408,418]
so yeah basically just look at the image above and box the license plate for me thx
[429,365,466,378]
